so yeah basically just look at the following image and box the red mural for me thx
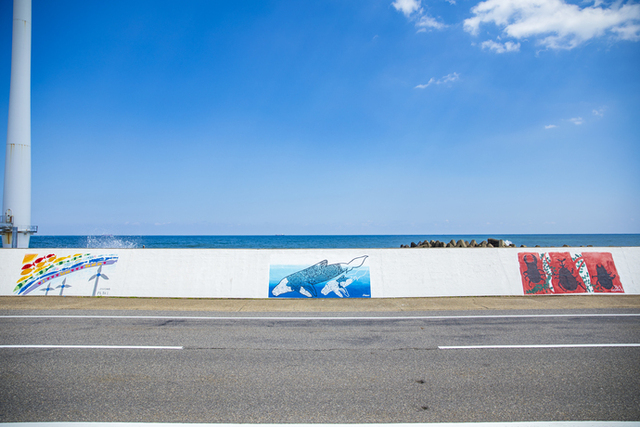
[518,253,549,294]
[519,252,623,295]
[547,252,585,293]
[581,252,623,293]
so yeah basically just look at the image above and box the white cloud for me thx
[593,107,606,116]
[464,0,640,50]
[415,72,460,88]
[392,0,422,17]
[441,72,460,83]
[569,117,584,125]
[545,124,558,129]
[415,78,436,89]
[417,15,447,30]
[393,0,447,31]
[481,39,521,52]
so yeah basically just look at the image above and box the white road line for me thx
[3,344,637,350]
[439,343,640,350]
[0,345,183,350]
[3,422,640,426]
[1,313,639,321]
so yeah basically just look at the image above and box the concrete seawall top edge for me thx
[2,295,639,312]
[4,247,638,251]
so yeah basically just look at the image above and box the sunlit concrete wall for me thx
[1,247,638,298]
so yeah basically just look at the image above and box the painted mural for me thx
[518,252,623,294]
[15,253,118,296]
[269,255,370,298]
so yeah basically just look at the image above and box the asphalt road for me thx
[1,305,639,423]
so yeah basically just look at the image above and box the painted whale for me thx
[321,276,353,298]
[272,255,368,298]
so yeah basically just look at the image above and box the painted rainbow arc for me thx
[15,253,118,295]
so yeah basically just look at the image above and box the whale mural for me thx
[269,255,370,298]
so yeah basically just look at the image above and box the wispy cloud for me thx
[545,124,557,129]
[593,107,606,117]
[415,72,460,88]
[569,117,584,125]
[417,15,447,31]
[393,0,447,31]
[481,39,521,53]
[415,79,435,89]
[464,0,640,50]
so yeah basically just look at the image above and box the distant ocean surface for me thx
[29,234,640,249]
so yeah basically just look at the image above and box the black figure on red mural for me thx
[592,264,616,290]
[556,258,582,292]
[521,254,545,286]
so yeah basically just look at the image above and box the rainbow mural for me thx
[15,253,118,296]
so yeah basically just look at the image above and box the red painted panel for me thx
[519,252,623,295]
[546,252,586,293]
[518,253,550,294]
[581,252,624,293]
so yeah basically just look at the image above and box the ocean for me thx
[28,234,640,249]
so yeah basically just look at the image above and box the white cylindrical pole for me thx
[2,0,34,248]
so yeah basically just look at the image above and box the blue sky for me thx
[1,0,639,235]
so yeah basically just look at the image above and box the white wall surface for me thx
[1,247,638,298]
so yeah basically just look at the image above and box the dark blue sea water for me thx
[28,234,640,249]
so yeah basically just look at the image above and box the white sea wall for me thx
[1,247,638,298]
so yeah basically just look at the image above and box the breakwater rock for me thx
[401,238,517,248]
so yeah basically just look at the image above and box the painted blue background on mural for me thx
[269,263,371,299]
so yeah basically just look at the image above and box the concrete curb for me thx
[1,295,639,312]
